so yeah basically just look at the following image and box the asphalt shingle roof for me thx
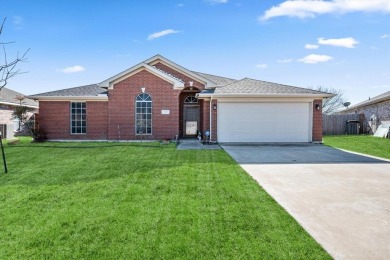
[31,84,107,97]
[214,78,331,95]
[343,91,390,111]
[192,71,236,86]
[0,87,38,107]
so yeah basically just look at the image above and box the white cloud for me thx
[380,34,390,39]
[205,0,228,4]
[255,64,268,69]
[277,59,293,63]
[298,54,333,64]
[305,43,319,49]
[147,29,180,40]
[260,0,390,20]
[318,37,358,48]
[177,3,184,7]
[61,65,85,73]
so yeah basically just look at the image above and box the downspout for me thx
[210,97,213,141]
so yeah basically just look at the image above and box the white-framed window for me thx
[135,93,152,135]
[71,102,86,134]
[184,95,198,104]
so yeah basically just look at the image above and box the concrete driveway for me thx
[222,144,390,260]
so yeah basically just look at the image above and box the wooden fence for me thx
[322,114,362,135]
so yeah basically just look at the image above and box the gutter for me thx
[210,93,335,98]
[0,101,38,108]
[27,96,108,102]
[197,93,334,99]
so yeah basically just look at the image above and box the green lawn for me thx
[323,135,390,159]
[0,138,329,259]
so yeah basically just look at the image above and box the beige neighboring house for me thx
[0,87,39,139]
[339,90,390,134]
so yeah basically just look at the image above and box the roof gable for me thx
[99,62,184,89]
[144,55,217,89]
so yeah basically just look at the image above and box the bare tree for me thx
[0,17,29,90]
[310,86,347,114]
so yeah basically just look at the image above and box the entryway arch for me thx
[179,87,202,138]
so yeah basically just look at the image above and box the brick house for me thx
[339,91,390,134]
[0,87,38,139]
[30,55,332,143]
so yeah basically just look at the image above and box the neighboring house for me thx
[339,91,390,134]
[0,87,39,139]
[29,55,332,143]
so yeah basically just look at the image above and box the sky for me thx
[1,0,389,106]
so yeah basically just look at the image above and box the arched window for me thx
[135,93,152,134]
[184,95,198,104]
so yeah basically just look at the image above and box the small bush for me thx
[31,128,47,142]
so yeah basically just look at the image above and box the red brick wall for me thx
[38,101,108,140]
[312,99,323,142]
[87,102,108,139]
[38,101,70,139]
[202,100,210,139]
[108,70,181,140]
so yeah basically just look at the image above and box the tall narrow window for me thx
[135,93,152,135]
[71,102,86,134]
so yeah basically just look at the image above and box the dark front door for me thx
[183,106,199,137]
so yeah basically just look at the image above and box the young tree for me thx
[0,17,29,90]
[311,86,348,114]
[12,103,45,142]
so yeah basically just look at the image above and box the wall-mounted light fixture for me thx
[141,87,145,93]
[213,104,217,110]
[315,104,320,111]
[189,81,193,87]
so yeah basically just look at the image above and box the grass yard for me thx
[323,135,390,159]
[0,138,330,259]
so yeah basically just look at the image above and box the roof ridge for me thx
[191,71,237,81]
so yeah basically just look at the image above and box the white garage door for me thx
[218,102,311,143]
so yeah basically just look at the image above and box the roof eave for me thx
[0,101,38,108]
[196,93,213,99]
[27,96,108,101]
[99,63,184,89]
[342,96,390,112]
[212,93,335,98]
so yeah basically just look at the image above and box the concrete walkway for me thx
[176,139,221,150]
[222,144,390,260]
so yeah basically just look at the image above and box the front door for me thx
[183,106,199,137]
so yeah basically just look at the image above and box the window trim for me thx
[70,102,87,135]
[135,93,152,135]
[184,95,198,104]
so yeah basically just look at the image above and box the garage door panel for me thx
[218,103,310,143]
